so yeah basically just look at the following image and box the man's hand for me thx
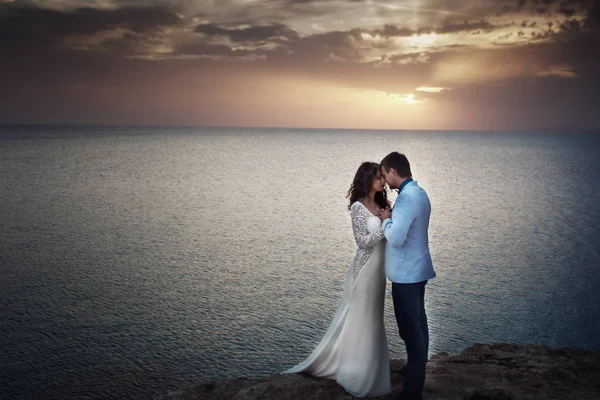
[380,207,392,221]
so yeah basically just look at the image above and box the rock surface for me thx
[158,343,600,400]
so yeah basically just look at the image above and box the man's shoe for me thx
[396,390,422,400]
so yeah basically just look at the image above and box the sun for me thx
[391,93,417,104]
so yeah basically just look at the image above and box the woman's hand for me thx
[379,207,392,221]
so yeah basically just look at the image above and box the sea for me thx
[1,125,599,399]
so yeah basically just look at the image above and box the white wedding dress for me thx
[283,201,391,397]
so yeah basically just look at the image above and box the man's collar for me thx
[398,177,413,193]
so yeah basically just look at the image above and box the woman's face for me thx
[370,170,386,193]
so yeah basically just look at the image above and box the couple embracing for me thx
[284,152,436,400]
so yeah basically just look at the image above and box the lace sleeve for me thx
[350,202,384,249]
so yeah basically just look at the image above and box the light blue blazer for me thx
[382,180,436,283]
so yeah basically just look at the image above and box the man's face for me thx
[381,167,398,189]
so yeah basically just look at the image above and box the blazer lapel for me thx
[393,180,417,210]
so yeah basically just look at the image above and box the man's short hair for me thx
[380,152,412,178]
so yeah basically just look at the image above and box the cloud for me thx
[370,24,414,38]
[176,43,256,58]
[416,86,449,93]
[537,64,577,78]
[435,19,499,34]
[194,22,299,42]
[287,0,366,3]
[0,0,598,129]
[0,3,182,53]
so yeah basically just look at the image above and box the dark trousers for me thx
[392,281,429,394]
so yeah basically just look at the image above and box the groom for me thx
[380,152,436,400]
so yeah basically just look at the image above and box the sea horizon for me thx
[1,122,599,135]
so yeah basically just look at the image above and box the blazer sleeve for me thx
[382,194,416,248]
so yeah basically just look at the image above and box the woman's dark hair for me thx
[380,152,412,178]
[347,162,390,210]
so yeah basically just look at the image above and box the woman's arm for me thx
[350,203,384,249]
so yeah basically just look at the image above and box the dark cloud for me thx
[287,0,365,2]
[177,43,254,57]
[558,5,577,16]
[0,0,599,129]
[585,0,600,28]
[194,23,299,42]
[436,19,499,34]
[0,4,182,53]
[371,24,414,38]
[536,6,549,13]
[559,18,583,34]
[514,0,596,17]
[367,19,502,39]
[190,23,364,62]
[388,52,431,64]
[288,29,363,61]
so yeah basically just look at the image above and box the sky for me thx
[0,0,599,130]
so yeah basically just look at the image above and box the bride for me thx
[283,162,392,397]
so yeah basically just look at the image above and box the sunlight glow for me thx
[416,86,447,93]
[408,32,438,47]
[390,93,418,104]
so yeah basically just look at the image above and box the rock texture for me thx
[158,343,600,400]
